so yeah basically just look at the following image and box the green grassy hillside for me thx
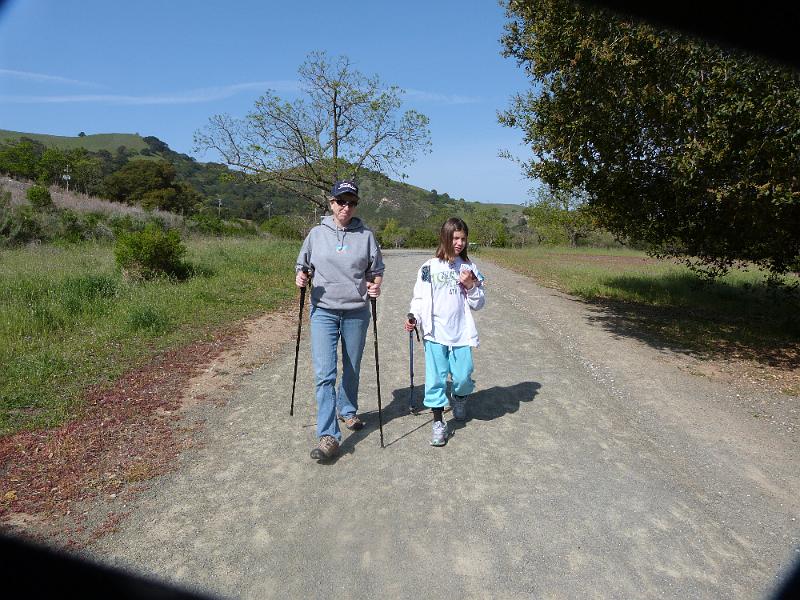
[0,129,148,152]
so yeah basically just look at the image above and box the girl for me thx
[404,217,485,446]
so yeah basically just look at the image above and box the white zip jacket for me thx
[409,257,485,347]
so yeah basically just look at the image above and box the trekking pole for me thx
[369,278,384,448]
[407,313,420,413]
[290,267,309,416]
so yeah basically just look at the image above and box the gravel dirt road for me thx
[87,249,799,599]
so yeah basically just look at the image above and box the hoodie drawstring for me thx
[336,227,346,251]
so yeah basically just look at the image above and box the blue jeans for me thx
[423,341,475,408]
[310,304,371,441]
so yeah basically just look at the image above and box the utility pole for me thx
[265,202,272,220]
[217,197,222,217]
[62,165,71,192]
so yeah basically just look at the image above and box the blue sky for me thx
[0,0,535,204]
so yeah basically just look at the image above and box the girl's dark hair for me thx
[435,217,469,262]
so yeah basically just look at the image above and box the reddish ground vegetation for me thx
[0,328,245,547]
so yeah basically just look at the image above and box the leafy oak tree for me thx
[470,206,510,247]
[102,160,201,214]
[500,0,800,276]
[0,138,44,180]
[380,218,412,248]
[194,51,431,212]
[524,185,594,247]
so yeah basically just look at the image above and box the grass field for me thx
[0,237,299,436]
[3,241,796,437]
[483,246,800,370]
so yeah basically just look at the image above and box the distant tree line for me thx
[0,133,616,250]
[0,137,202,214]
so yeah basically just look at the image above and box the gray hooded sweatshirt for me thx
[296,215,385,311]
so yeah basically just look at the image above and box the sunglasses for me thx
[333,197,358,207]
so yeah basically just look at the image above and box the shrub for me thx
[114,223,189,280]
[84,212,114,241]
[58,210,84,243]
[187,214,261,237]
[0,205,43,246]
[260,215,304,240]
[578,229,626,249]
[406,228,439,248]
[56,210,114,243]
[188,212,226,235]
[108,214,144,236]
[26,185,53,210]
[230,218,260,236]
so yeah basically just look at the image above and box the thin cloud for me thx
[0,68,102,87]
[404,88,482,104]
[0,80,300,105]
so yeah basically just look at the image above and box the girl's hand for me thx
[367,280,382,298]
[404,317,416,332]
[296,271,309,287]
[459,269,476,290]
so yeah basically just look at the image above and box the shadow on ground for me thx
[356,380,542,448]
[581,283,800,373]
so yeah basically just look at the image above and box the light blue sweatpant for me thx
[423,340,475,409]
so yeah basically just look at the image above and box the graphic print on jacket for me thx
[431,262,484,295]
[409,257,486,347]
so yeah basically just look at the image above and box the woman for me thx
[295,180,384,461]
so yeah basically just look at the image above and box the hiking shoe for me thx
[452,395,467,421]
[430,421,450,447]
[338,414,364,430]
[310,435,339,460]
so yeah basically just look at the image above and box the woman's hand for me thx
[459,269,476,290]
[404,317,416,332]
[295,270,309,288]
[366,275,382,298]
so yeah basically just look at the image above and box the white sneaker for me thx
[452,395,467,421]
[430,421,449,446]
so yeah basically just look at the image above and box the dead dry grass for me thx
[2,176,183,226]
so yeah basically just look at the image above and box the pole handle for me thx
[407,313,420,342]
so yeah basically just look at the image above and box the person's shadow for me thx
[352,380,541,448]
[459,380,541,420]
[334,382,430,459]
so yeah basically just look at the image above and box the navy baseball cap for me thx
[331,180,359,198]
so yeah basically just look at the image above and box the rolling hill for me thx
[0,129,148,153]
[0,129,525,231]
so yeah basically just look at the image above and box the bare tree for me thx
[194,51,431,212]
